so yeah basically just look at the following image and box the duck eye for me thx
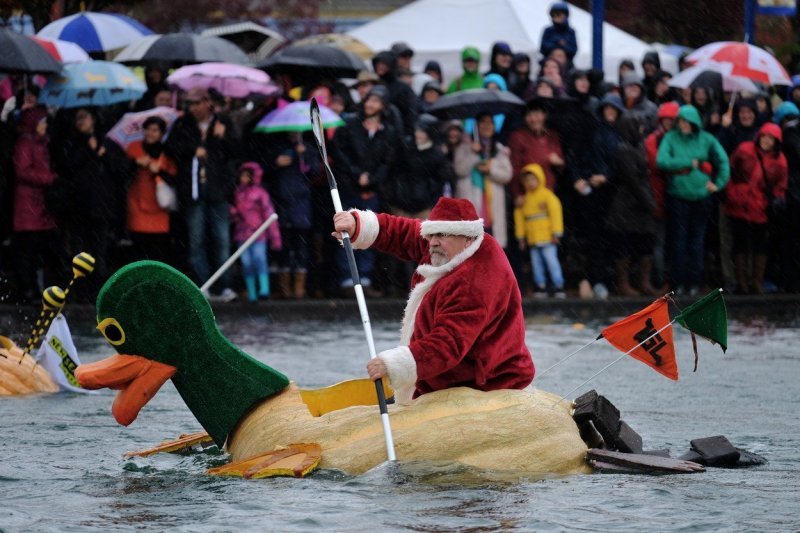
[97,318,126,346]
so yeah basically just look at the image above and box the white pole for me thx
[200,213,278,293]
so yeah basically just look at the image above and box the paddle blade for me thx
[207,443,322,479]
[309,97,327,159]
[123,431,214,458]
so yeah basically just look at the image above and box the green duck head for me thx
[76,261,289,448]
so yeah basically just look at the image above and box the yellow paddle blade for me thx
[207,443,322,479]
[299,378,393,417]
[124,431,213,458]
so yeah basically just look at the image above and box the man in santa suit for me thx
[332,197,534,404]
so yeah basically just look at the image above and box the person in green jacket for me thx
[447,47,484,93]
[656,104,730,295]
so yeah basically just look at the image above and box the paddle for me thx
[309,97,397,462]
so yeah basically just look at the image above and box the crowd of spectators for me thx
[1,2,799,304]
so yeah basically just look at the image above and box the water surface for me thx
[1,313,798,531]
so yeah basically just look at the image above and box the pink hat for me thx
[420,198,484,238]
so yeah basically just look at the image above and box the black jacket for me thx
[165,113,239,207]
[330,114,399,199]
[385,143,454,213]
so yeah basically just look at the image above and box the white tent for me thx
[349,0,677,86]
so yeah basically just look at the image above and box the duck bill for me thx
[76,354,177,426]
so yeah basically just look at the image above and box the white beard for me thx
[430,251,448,267]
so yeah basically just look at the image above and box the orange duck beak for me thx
[76,354,177,426]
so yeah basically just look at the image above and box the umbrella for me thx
[258,44,366,82]
[201,22,286,62]
[0,28,62,74]
[29,36,90,64]
[114,33,251,67]
[254,100,344,134]
[106,106,182,148]
[669,62,759,94]
[427,89,526,120]
[686,41,791,86]
[37,12,153,53]
[39,60,146,109]
[293,33,374,60]
[166,62,279,98]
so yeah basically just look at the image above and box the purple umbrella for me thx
[166,62,279,98]
[254,100,343,133]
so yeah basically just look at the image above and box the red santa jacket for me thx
[351,210,534,402]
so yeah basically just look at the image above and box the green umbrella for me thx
[254,100,343,133]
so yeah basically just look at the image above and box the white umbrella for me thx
[669,62,759,94]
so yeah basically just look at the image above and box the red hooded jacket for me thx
[725,122,788,224]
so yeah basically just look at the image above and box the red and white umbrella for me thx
[686,41,791,86]
[29,36,90,64]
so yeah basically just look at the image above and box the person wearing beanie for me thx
[724,122,788,294]
[540,2,577,65]
[423,60,443,83]
[513,163,565,298]
[717,97,760,154]
[447,46,484,93]
[509,52,534,99]
[372,49,418,139]
[641,50,661,98]
[418,81,443,113]
[620,72,658,134]
[656,104,730,295]
[331,197,534,404]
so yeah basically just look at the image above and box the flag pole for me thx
[551,319,677,407]
[535,337,602,379]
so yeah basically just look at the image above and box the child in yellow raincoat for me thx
[514,163,565,297]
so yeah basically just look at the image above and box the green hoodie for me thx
[656,105,730,201]
[447,46,484,93]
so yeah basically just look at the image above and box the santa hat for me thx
[420,198,484,239]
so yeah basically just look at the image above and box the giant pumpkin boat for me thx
[76,261,590,476]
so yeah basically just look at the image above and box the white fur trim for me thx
[420,219,484,238]
[380,346,417,389]
[399,233,484,345]
[351,209,379,249]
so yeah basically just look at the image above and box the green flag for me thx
[675,289,728,353]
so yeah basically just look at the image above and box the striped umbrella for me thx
[254,100,343,134]
[0,28,61,74]
[37,12,153,53]
[29,36,90,64]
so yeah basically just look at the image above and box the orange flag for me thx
[600,298,678,380]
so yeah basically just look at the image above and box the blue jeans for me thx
[337,194,379,287]
[530,244,564,289]
[667,196,712,290]
[239,240,268,277]
[186,200,231,289]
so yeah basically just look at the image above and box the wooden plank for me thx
[587,448,705,473]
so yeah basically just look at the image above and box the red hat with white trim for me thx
[420,197,484,238]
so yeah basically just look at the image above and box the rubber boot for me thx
[638,256,659,295]
[244,276,258,303]
[615,257,640,296]
[733,254,749,294]
[293,272,307,299]
[257,273,270,300]
[752,254,768,295]
[277,272,291,299]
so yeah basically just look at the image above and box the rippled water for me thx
[1,312,799,531]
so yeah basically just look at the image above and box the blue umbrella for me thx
[40,61,146,109]
[37,12,152,53]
